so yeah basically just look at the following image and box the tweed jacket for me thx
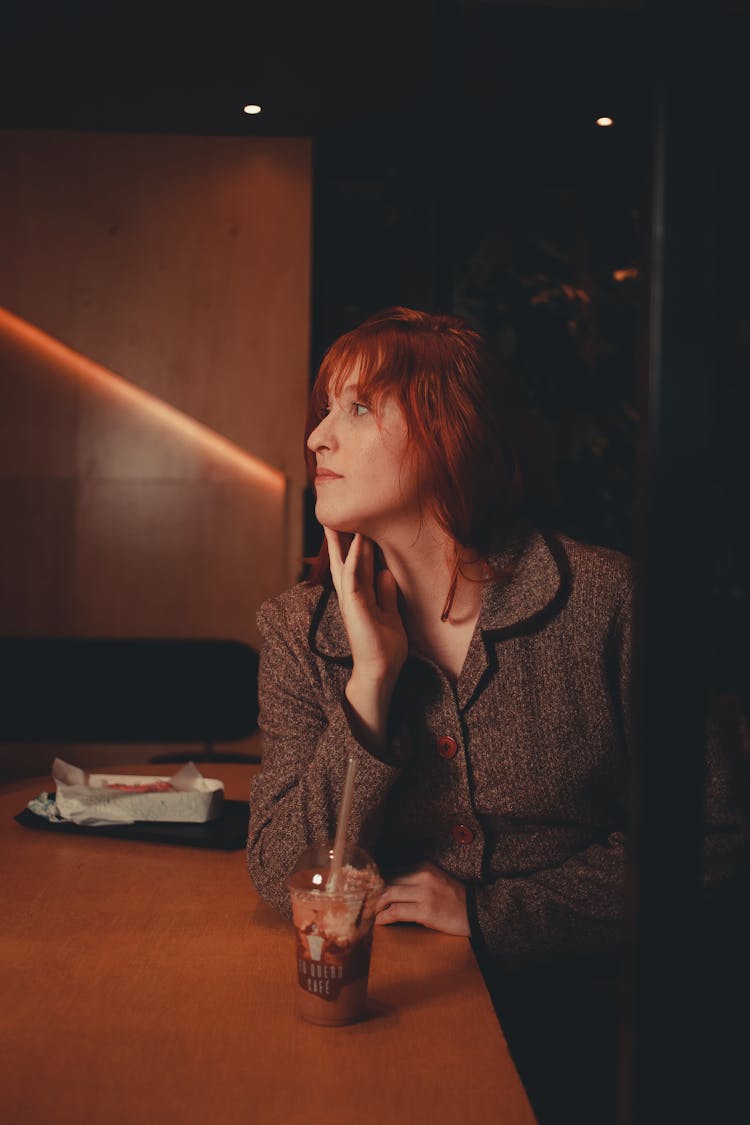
[248,523,645,964]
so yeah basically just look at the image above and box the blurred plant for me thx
[454,208,641,553]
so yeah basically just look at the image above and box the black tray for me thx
[15,794,249,851]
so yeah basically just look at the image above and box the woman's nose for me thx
[307,414,335,452]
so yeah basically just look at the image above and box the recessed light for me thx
[596,116,614,127]
[243,104,262,116]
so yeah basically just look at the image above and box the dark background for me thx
[1,0,748,698]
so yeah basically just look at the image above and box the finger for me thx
[325,526,354,561]
[324,526,344,579]
[375,901,421,926]
[339,532,361,598]
[376,885,422,911]
[342,531,362,576]
[375,891,434,927]
[324,527,351,597]
[343,535,375,606]
[377,884,441,926]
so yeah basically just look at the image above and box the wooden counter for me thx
[0,762,536,1124]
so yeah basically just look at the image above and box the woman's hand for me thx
[325,528,408,685]
[375,862,471,937]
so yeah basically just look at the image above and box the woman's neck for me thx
[375,520,484,676]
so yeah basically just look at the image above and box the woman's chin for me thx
[320,520,360,536]
[315,507,361,536]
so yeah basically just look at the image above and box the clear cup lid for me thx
[288,841,382,897]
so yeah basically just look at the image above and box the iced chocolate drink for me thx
[288,842,384,1026]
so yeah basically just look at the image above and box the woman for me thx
[248,306,749,1123]
[247,305,633,964]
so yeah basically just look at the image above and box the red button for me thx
[450,823,475,845]
[437,735,458,759]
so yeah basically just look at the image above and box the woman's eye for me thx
[354,402,370,416]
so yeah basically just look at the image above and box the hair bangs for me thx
[310,323,423,423]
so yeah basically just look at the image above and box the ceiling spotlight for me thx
[243,104,262,116]
[596,116,614,127]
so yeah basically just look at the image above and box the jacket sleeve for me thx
[247,594,404,919]
[467,834,628,965]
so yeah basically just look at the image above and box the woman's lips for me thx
[315,470,342,483]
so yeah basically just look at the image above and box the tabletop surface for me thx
[0,759,536,1125]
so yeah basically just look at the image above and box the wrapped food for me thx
[51,758,224,825]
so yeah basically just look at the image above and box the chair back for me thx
[0,637,259,743]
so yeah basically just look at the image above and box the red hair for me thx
[305,307,524,616]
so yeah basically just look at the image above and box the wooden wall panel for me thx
[0,478,77,634]
[74,480,284,642]
[0,130,311,486]
[0,308,290,647]
[0,313,79,479]
[0,130,311,781]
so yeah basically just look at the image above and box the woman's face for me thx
[306,377,422,539]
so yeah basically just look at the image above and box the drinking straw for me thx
[327,755,357,893]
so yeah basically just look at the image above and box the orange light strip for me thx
[613,268,639,282]
[0,306,286,492]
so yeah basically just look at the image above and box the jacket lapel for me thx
[457,525,569,709]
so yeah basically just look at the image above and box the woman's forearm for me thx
[344,667,400,758]
[247,701,403,917]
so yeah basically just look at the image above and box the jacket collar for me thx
[308,523,570,667]
[480,521,569,639]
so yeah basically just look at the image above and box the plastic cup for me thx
[288,841,384,1026]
